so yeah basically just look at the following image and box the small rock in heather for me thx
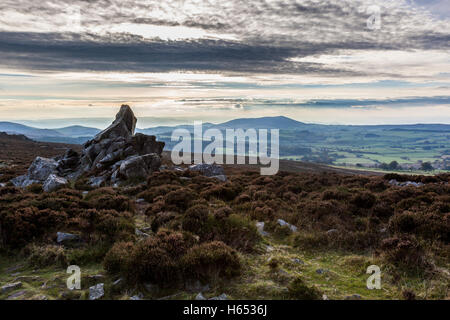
[130,293,144,300]
[89,283,105,300]
[211,174,227,182]
[56,232,80,243]
[209,293,228,300]
[7,290,27,300]
[256,221,269,236]
[195,293,206,300]
[277,219,298,232]
[292,258,305,265]
[1,282,23,294]
[326,229,338,235]
[316,268,328,274]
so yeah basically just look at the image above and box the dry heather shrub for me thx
[147,171,182,187]
[388,211,421,233]
[182,241,241,281]
[182,204,209,233]
[287,276,322,300]
[213,206,233,220]
[380,236,430,270]
[84,187,118,201]
[88,194,135,212]
[103,241,134,275]
[0,207,68,247]
[151,211,178,232]
[125,229,197,284]
[138,184,182,203]
[200,183,240,201]
[26,183,43,194]
[164,188,197,211]
[23,244,67,268]
[350,191,376,209]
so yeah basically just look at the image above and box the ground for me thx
[0,135,448,300]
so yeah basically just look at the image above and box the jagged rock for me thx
[10,105,165,188]
[1,282,22,294]
[130,293,144,300]
[43,174,68,192]
[195,293,206,300]
[56,232,80,244]
[277,219,298,232]
[256,221,268,236]
[88,175,107,188]
[119,154,161,180]
[91,105,136,143]
[189,163,225,177]
[89,283,105,300]
[130,133,165,155]
[211,174,227,182]
[11,157,58,187]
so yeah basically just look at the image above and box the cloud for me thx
[0,0,448,79]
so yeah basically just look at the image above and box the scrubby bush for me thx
[182,205,209,233]
[125,229,197,284]
[23,244,67,268]
[287,276,322,300]
[182,241,241,281]
[103,241,134,275]
[26,183,43,194]
[380,236,430,270]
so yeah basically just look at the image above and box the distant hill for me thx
[216,116,306,130]
[54,125,100,137]
[0,122,100,144]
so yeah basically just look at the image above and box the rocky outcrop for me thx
[189,163,225,177]
[43,174,68,192]
[11,105,165,189]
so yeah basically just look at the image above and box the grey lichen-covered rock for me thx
[277,219,298,232]
[11,157,58,187]
[91,105,136,142]
[43,174,68,192]
[10,105,165,188]
[195,293,206,300]
[211,174,227,182]
[256,221,269,236]
[1,282,23,294]
[89,283,105,300]
[189,163,225,177]
[56,232,80,244]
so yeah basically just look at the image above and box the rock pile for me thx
[11,105,165,191]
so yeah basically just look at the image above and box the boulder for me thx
[10,105,165,188]
[277,219,298,232]
[91,105,136,142]
[89,283,105,300]
[43,174,68,192]
[11,157,58,187]
[189,163,225,177]
[1,282,22,294]
[56,232,80,244]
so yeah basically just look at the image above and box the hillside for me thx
[0,132,448,300]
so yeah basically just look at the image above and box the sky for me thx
[0,0,449,128]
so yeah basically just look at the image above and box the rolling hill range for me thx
[1,117,449,170]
